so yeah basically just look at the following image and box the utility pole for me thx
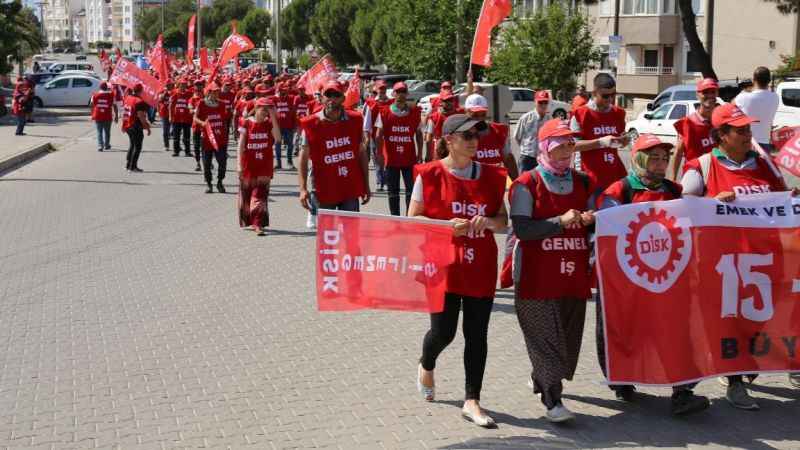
[273,0,282,71]
[161,0,165,34]
[196,0,202,52]
[455,0,464,84]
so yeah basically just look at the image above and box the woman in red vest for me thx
[681,103,799,410]
[409,114,507,428]
[121,84,151,172]
[595,134,711,416]
[237,97,281,236]
[508,119,594,423]
[671,78,719,180]
[90,82,118,152]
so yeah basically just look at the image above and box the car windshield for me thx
[673,90,697,101]
[782,88,800,108]
[650,104,671,120]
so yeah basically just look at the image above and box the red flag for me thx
[774,132,800,177]
[209,32,254,82]
[115,48,123,65]
[199,47,210,73]
[187,14,196,64]
[470,0,512,67]
[204,120,220,151]
[109,58,165,107]
[316,211,455,313]
[343,69,361,110]
[771,125,800,151]
[150,34,170,83]
[296,54,338,96]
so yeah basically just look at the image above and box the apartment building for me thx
[42,0,82,46]
[85,0,113,44]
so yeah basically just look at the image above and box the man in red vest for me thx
[569,73,630,191]
[170,80,194,160]
[157,81,174,152]
[121,84,151,172]
[362,80,394,191]
[273,82,297,170]
[194,83,230,193]
[298,80,370,219]
[671,78,719,180]
[464,94,518,180]
[90,81,118,152]
[375,82,423,215]
[424,92,463,161]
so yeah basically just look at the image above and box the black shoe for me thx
[195,164,201,172]
[185,152,192,157]
[276,164,283,170]
[98,148,103,152]
[377,186,384,192]
[172,153,180,157]
[131,167,143,172]
[104,145,111,150]
[671,390,710,416]
[205,184,213,193]
[216,182,226,193]
[614,385,636,402]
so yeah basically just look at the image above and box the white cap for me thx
[464,94,488,112]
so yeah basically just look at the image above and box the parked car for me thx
[508,88,571,120]
[626,100,705,145]
[24,72,58,86]
[33,75,100,107]
[55,70,100,79]
[46,62,95,74]
[773,81,800,129]
[374,73,411,86]
[648,80,739,112]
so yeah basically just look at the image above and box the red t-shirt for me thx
[195,100,229,151]
[169,91,193,124]
[91,91,115,122]
[218,91,236,118]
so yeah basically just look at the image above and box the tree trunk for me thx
[455,0,465,83]
[677,0,717,79]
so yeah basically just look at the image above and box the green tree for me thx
[349,3,378,65]
[240,8,271,49]
[309,0,362,64]
[0,2,45,75]
[135,0,195,48]
[281,0,319,51]
[488,3,599,94]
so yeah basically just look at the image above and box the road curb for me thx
[34,110,90,117]
[0,142,53,174]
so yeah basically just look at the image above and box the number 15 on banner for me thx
[716,253,775,322]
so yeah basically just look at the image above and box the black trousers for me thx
[161,118,171,149]
[385,166,414,216]
[202,146,228,184]
[193,129,202,162]
[420,292,494,401]
[125,127,144,170]
[173,123,191,154]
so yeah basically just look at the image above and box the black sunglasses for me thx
[457,130,480,141]
[324,91,343,99]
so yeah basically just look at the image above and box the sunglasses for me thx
[324,91,343,99]
[394,89,408,94]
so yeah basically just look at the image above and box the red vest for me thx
[685,152,785,197]
[240,118,275,179]
[511,169,592,300]
[121,95,144,132]
[294,96,311,120]
[415,161,507,298]
[196,101,229,151]
[674,113,715,166]
[380,106,421,168]
[169,91,193,124]
[573,105,627,190]
[91,91,114,122]
[367,98,394,138]
[218,91,236,117]
[274,95,296,129]
[302,111,367,205]
[473,122,508,165]
[600,178,682,206]
[190,95,203,130]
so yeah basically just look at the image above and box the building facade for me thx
[42,0,82,46]
[85,0,113,44]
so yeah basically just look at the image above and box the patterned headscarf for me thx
[537,135,575,176]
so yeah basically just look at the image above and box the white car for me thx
[509,88,571,121]
[773,81,800,129]
[33,75,100,107]
[625,100,703,145]
[55,70,100,79]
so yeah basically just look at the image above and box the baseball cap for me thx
[711,103,759,128]
[206,82,220,92]
[442,114,488,136]
[696,78,720,92]
[254,97,272,108]
[535,90,551,102]
[323,80,344,95]
[255,84,270,94]
[632,133,674,154]
[538,118,578,141]
[441,81,452,90]
[464,94,488,112]
[393,81,408,92]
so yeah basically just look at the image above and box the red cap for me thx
[255,84,269,94]
[441,81,452,89]
[206,82,220,91]
[711,103,758,128]
[374,80,387,89]
[696,78,719,92]
[254,97,272,108]
[534,90,551,102]
[538,118,578,141]
[323,80,344,94]
[393,81,408,92]
[632,133,673,154]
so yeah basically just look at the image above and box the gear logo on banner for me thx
[615,208,692,293]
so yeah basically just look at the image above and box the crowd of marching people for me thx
[15,57,797,425]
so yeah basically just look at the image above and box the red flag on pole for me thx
[773,132,800,177]
[199,47,210,73]
[343,69,361,110]
[150,34,170,83]
[208,32,254,82]
[187,14,197,65]
[204,120,220,151]
[316,211,455,313]
[470,0,512,67]
[296,54,339,96]
[109,58,165,107]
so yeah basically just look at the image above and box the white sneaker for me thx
[306,213,317,230]
[546,404,575,423]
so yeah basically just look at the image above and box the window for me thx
[599,45,612,70]
[673,90,697,101]
[662,0,675,13]
[600,0,613,16]
[692,0,703,15]
[516,89,535,101]
[622,0,673,15]
[650,104,671,120]
[124,17,130,24]
[662,46,674,68]
[623,0,633,14]
[72,78,92,88]
[668,104,687,120]
[643,49,658,67]
[50,78,70,88]
[782,89,800,108]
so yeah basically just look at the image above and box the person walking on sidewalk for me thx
[514,90,553,172]
[362,80,394,191]
[90,81,118,151]
[374,82,423,216]
[11,79,33,136]
[410,114,508,428]
[194,83,230,193]
[237,97,281,236]
[121,84,151,172]
[734,66,779,152]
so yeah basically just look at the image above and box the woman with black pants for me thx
[408,114,508,427]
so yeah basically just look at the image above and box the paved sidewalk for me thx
[0,119,798,449]
[0,116,96,173]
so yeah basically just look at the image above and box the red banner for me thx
[470,0,512,67]
[99,49,111,73]
[204,120,220,151]
[187,14,196,64]
[771,126,800,151]
[150,34,170,83]
[209,32,254,82]
[109,58,164,107]
[774,132,800,177]
[596,194,800,386]
[316,211,456,313]
[343,69,360,110]
[297,54,338,96]
[199,47,210,73]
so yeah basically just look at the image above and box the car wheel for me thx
[33,97,44,108]
[553,109,567,119]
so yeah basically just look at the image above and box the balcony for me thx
[618,15,680,45]
[617,66,679,96]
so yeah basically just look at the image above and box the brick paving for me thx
[0,119,798,449]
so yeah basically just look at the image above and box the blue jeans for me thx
[15,114,26,135]
[275,128,295,167]
[370,140,386,187]
[95,121,111,149]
